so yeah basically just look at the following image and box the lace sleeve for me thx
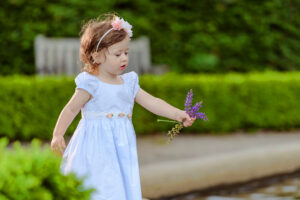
[131,71,140,98]
[74,72,99,97]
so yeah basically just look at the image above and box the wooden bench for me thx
[34,34,153,76]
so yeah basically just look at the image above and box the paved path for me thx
[137,130,300,199]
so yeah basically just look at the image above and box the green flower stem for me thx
[157,119,178,123]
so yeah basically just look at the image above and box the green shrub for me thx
[0,70,299,140]
[0,137,94,200]
[135,70,300,134]
[1,0,299,75]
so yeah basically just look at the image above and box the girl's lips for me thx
[120,64,126,69]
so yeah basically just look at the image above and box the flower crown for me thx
[95,16,133,52]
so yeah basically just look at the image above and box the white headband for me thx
[95,16,133,52]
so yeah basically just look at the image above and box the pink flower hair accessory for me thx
[95,16,133,52]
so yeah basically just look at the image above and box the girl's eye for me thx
[115,52,128,57]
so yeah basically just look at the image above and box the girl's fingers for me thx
[52,144,57,152]
[54,147,61,156]
[186,119,195,127]
[60,144,64,154]
[183,121,192,127]
[53,142,63,156]
[182,111,197,127]
[186,114,192,121]
[61,139,66,149]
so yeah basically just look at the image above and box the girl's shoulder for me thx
[76,71,99,81]
[122,71,140,98]
[75,72,99,96]
[122,71,139,82]
[77,71,137,82]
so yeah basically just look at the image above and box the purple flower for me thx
[184,89,193,113]
[184,89,208,121]
[195,112,208,121]
[189,102,200,117]
[158,88,208,144]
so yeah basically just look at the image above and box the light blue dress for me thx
[60,71,142,200]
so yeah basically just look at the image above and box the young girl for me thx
[50,13,196,200]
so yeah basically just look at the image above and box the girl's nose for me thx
[121,53,128,62]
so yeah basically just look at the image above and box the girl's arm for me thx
[135,88,194,126]
[51,89,91,156]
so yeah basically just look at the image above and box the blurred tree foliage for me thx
[0,0,299,75]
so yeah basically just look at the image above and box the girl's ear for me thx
[91,51,100,64]
[91,51,105,64]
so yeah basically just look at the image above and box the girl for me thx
[50,13,196,200]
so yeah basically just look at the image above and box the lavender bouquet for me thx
[157,89,208,144]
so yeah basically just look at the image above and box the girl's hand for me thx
[51,135,66,157]
[175,110,196,127]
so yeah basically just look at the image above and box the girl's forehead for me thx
[110,45,129,52]
[109,36,130,52]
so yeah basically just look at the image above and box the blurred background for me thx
[0,0,300,199]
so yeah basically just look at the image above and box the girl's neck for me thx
[97,70,123,84]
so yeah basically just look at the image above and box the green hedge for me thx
[1,0,299,75]
[0,137,94,200]
[0,71,299,141]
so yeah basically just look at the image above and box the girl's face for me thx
[93,35,130,76]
